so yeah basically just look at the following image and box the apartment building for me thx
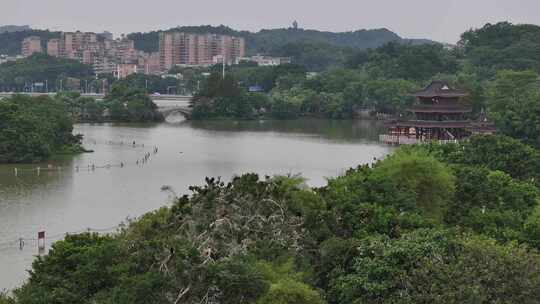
[159,32,245,70]
[47,39,65,57]
[63,31,98,58]
[138,52,161,75]
[21,36,43,57]
[114,63,138,79]
[44,31,144,77]
[104,37,137,62]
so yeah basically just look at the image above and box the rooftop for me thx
[386,119,473,128]
[412,81,468,98]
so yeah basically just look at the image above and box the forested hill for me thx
[460,22,540,72]
[127,25,437,54]
[0,25,31,33]
[0,25,435,56]
[0,30,61,55]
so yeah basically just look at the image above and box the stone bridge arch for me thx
[158,106,193,119]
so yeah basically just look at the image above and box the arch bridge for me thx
[157,106,193,119]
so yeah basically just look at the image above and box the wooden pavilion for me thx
[380,81,496,145]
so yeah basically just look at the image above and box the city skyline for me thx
[2,0,540,43]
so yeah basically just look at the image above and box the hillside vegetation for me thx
[0,30,60,55]
[0,94,84,163]
[0,25,31,33]
[127,25,434,55]
[0,53,94,92]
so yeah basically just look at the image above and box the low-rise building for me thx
[0,54,23,64]
[236,55,292,66]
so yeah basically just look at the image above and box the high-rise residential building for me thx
[62,31,97,58]
[159,32,246,70]
[93,56,117,75]
[159,32,175,71]
[21,36,43,57]
[138,52,161,75]
[44,31,145,76]
[47,39,65,57]
[105,38,137,63]
[115,63,138,79]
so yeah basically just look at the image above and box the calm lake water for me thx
[0,117,392,291]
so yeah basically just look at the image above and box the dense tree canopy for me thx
[0,94,84,163]
[127,25,429,56]
[486,70,540,148]
[460,22,540,74]
[347,42,459,81]
[0,53,94,92]
[0,30,60,55]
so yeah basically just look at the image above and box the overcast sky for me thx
[2,0,539,43]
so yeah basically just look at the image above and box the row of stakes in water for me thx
[85,139,147,149]
[13,147,159,176]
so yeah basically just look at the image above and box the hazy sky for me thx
[2,0,540,43]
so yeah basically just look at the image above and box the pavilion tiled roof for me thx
[386,119,473,128]
[411,81,468,98]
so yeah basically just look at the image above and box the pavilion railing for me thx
[379,134,459,145]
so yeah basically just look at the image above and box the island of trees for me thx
[0,84,163,163]
[0,94,85,163]
[57,84,164,123]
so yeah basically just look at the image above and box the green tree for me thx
[257,279,325,304]
[446,166,538,242]
[524,204,540,249]
[0,53,93,92]
[487,70,540,147]
[460,22,540,73]
[104,84,163,122]
[332,229,540,304]
[371,149,456,221]
[0,94,83,163]
[413,135,540,182]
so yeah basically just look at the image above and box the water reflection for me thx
[188,119,385,143]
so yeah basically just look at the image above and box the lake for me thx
[0,118,393,290]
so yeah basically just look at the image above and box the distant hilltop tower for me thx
[293,20,299,30]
